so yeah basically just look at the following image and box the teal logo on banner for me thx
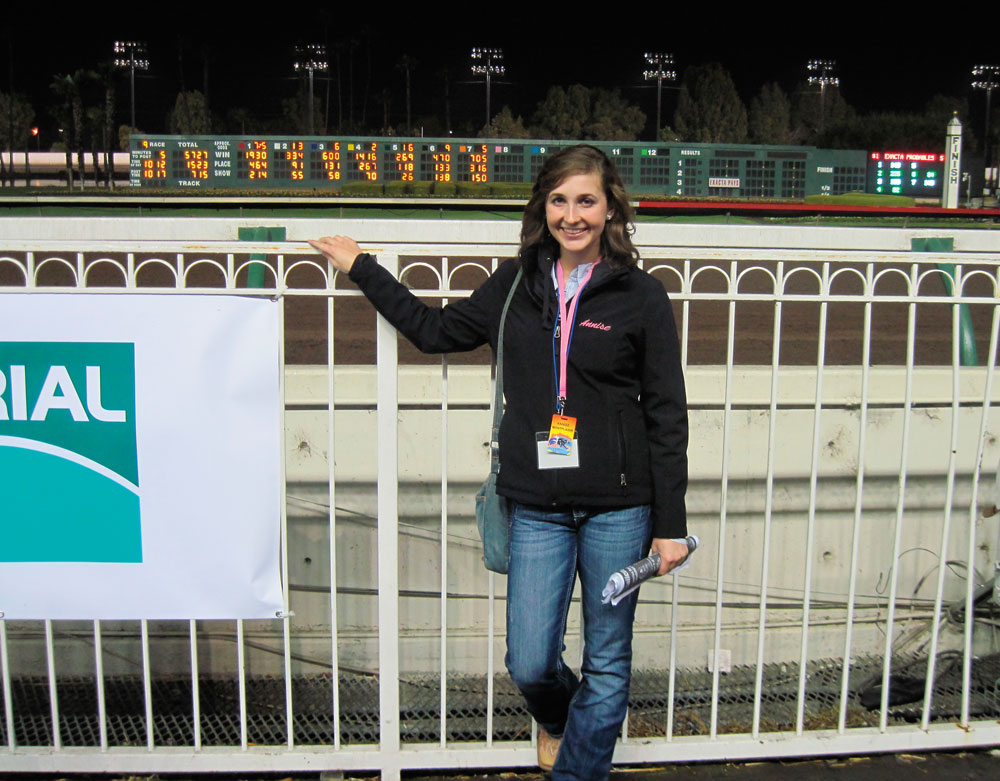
[0,342,141,562]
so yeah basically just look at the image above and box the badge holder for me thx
[536,426,580,469]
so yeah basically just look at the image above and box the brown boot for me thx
[537,727,562,772]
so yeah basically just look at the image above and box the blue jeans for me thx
[505,501,652,781]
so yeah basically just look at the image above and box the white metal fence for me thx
[1,219,999,777]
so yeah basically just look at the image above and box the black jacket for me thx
[348,248,688,538]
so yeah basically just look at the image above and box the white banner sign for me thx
[0,294,283,620]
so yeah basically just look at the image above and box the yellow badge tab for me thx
[547,415,577,455]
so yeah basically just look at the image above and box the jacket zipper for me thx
[617,410,628,489]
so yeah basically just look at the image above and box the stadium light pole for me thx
[972,65,999,196]
[294,44,329,135]
[643,52,676,141]
[113,41,149,130]
[471,48,504,129]
[806,59,839,134]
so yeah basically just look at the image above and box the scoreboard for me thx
[131,135,905,199]
[131,136,504,188]
[867,151,945,197]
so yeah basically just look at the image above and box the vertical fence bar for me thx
[666,258,691,743]
[278,279,295,749]
[0,620,14,748]
[837,266,874,733]
[439,349,450,745]
[679,259,690,369]
[879,266,919,731]
[140,619,153,749]
[709,260,738,738]
[93,621,108,750]
[752,263,784,738]
[377,253,402,777]
[795,265,829,734]
[486,257,499,750]
[327,288,341,749]
[486,571,496,748]
[920,267,965,731]
[189,620,201,750]
[486,306,497,748]
[666,574,680,741]
[439,257,450,748]
[962,290,1000,726]
[44,620,61,749]
[237,619,248,750]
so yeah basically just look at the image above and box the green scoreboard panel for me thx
[130,135,871,198]
[867,151,945,197]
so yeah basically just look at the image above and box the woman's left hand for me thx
[650,538,689,575]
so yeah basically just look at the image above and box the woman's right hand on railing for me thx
[308,235,364,274]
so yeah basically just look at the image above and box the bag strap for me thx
[490,266,523,474]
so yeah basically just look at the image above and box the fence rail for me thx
[1,220,999,777]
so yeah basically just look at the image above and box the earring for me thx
[606,214,612,221]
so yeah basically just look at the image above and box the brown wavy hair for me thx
[519,144,639,269]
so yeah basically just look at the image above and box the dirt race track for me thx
[1,252,996,368]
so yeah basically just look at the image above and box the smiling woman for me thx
[544,172,611,268]
[518,144,640,275]
[310,144,689,780]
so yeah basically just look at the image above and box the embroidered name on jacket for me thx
[579,319,611,331]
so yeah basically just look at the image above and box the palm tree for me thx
[50,70,98,189]
[104,70,116,189]
[86,106,106,186]
[0,92,34,186]
[93,62,117,189]
[50,74,78,187]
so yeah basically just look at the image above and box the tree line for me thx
[483,64,987,156]
[1,58,994,187]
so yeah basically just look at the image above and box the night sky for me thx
[4,11,995,143]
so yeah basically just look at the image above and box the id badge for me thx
[536,431,580,469]
[547,415,577,453]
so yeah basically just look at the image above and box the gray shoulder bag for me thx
[475,266,522,574]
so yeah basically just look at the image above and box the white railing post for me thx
[44,620,60,749]
[439,257,450,749]
[327,290,342,749]
[752,261,783,738]
[961,274,1000,726]
[278,284,295,749]
[796,262,830,734]
[920,266,965,730]
[878,265,919,731]
[377,253,402,781]
[709,260,738,738]
[838,263,874,733]
[0,620,13,749]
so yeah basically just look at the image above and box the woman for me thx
[310,145,689,780]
